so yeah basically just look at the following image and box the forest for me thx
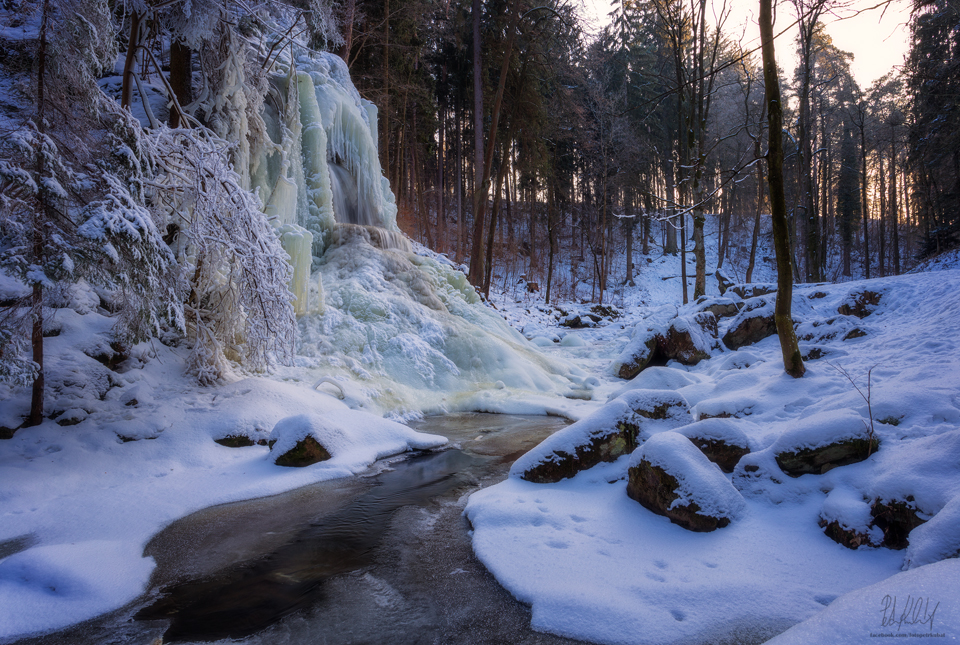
[1,0,960,643]
[1,0,959,396]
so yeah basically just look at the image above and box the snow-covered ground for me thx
[467,246,960,644]
[1,233,959,644]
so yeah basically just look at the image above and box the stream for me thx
[17,414,591,645]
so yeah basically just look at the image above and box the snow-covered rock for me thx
[721,295,779,350]
[626,431,746,532]
[268,412,445,468]
[673,417,752,472]
[512,389,690,484]
[773,409,879,477]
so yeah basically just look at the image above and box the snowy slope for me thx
[467,259,960,644]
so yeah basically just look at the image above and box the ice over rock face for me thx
[248,47,581,410]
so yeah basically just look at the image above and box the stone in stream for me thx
[268,414,335,467]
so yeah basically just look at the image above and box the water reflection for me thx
[136,450,478,642]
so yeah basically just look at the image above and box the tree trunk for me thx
[878,155,887,277]
[121,11,143,111]
[470,0,483,271]
[380,0,390,172]
[168,39,192,128]
[469,0,521,287]
[28,0,52,427]
[746,136,764,283]
[339,0,357,63]
[859,116,870,279]
[760,0,804,378]
[890,135,900,275]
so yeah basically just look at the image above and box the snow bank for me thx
[0,541,154,639]
[904,494,960,569]
[268,411,445,467]
[766,558,960,644]
[470,269,960,645]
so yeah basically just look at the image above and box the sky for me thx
[580,0,913,87]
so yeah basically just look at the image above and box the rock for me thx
[269,414,339,468]
[657,312,717,365]
[561,313,600,328]
[273,435,332,467]
[215,434,257,448]
[773,409,880,477]
[871,498,927,550]
[515,390,689,484]
[821,494,928,551]
[838,290,881,318]
[610,327,660,380]
[673,418,751,473]
[729,283,777,299]
[516,399,645,484]
[715,269,736,295]
[819,519,879,549]
[618,388,690,422]
[694,296,740,319]
[796,317,860,343]
[722,296,778,350]
[843,328,867,340]
[626,432,745,532]
[590,304,622,319]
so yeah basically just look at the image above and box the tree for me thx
[0,0,182,425]
[759,0,805,378]
[837,122,860,276]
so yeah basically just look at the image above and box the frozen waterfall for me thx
[251,46,582,413]
[250,50,399,313]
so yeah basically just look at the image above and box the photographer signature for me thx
[880,595,939,632]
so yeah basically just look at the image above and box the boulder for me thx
[820,519,879,550]
[694,296,740,319]
[626,432,745,532]
[729,283,777,299]
[273,435,332,467]
[610,327,660,380]
[214,434,257,448]
[657,312,717,365]
[773,409,880,477]
[715,269,736,295]
[515,399,644,483]
[674,418,751,473]
[838,289,882,318]
[561,313,600,328]
[269,414,336,468]
[722,296,779,350]
[515,390,689,484]
[820,492,928,551]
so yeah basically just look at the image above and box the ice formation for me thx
[247,46,579,411]
[247,49,398,313]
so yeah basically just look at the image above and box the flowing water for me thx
[16,414,590,645]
